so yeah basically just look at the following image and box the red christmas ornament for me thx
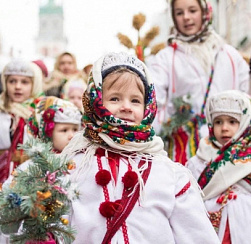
[99,201,116,218]
[95,170,111,186]
[122,171,138,189]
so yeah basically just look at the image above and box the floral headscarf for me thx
[196,90,251,198]
[82,52,157,145]
[28,96,82,142]
[168,0,213,43]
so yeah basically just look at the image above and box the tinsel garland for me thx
[0,138,78,243]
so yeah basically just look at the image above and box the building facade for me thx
[36,0,67,58]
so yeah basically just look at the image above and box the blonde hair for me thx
[103,68,145,97]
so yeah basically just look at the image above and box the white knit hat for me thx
[101,52,147,80]
[205,90,251,148]
[1,59,43,100]
[46,97,82,125]
[3,59,34,77]
[54,106,82,125]
[209,96,242,122]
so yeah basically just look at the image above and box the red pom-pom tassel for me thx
[95,170,111,186]
[99,201,116,218]
[122,171,138,189]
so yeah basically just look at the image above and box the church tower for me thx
[36,0,67,57]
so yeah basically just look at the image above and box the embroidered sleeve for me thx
[170,167,220,243]
[175,181,191,197]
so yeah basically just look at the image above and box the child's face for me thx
[68,89,83,110]
[6,75,33,103]
[102,72,144,125]
[52,123,79,152]
[213,115,240,145]
[173,0,203,36]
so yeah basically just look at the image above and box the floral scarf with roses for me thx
[28,99,62,142]
[28,96,81,143]
[196,91,251,200]
[198,127,251,190]
[82,71,157,146]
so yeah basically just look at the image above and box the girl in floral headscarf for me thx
[147,0,249,165]
[61,52,220,244]
[186,90,251,243]
[0,59,44,182]
[27,96,82,153]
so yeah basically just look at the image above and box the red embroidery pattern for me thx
[175,181,191,197]
[96,148,130,243]
[97,152,111,228]
[122,222,129,244]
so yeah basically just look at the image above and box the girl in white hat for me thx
[0,59,43,182]
[187,90,251,243]
[61,52,220,244]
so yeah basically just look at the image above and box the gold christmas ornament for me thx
[37,191,52,201]
[55,200,64,208]
[45,203,55,217]
[61,217,69,225]
[67,160,76,170]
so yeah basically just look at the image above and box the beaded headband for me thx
[101,52,146,80]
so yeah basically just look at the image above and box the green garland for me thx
[0,138,78,243]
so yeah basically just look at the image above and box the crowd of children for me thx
[0,0,251,243]
[146,0,249,165]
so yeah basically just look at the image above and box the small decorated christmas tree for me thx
[0,138,78,244]
[117,12,165,62]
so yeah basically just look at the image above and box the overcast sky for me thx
[0,0,168,70]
